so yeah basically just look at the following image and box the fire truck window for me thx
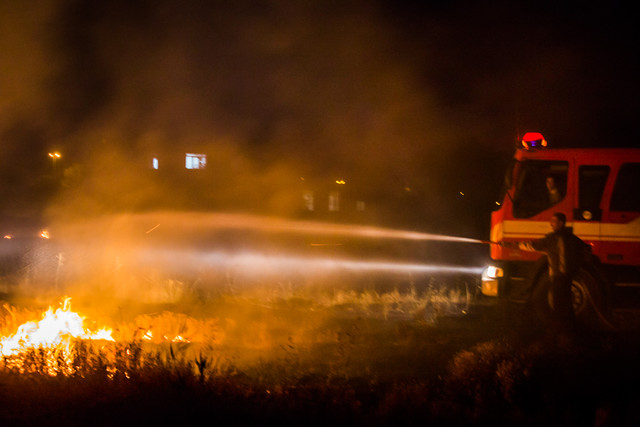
[579,165,609,210]
[513,160,568,218]
[493,160,516,211]
[610,163,640,212]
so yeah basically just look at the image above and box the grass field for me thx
[2,272,640,426]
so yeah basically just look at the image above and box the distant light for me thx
[459,191,465,196]
[185,153,207,169]
[303,191,314,211]
[328,191,340,211]
[495,201,501,206]
[48,152,61,159]
[40,230,50,239]
[3,235,12,240]
[335,179,346,185]
[152,157,159,170]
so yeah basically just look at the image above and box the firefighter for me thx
[509,212,591,337]
[546,176,562,206]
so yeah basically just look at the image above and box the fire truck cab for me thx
[481,132,640,326]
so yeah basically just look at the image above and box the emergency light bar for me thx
[520,132,547,150]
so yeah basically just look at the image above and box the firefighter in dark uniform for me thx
[516,212,591,336]
[546,176,562,206]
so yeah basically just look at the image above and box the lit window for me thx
[303,191,314,211]
[328,191,340,212]
[185,153,207,169]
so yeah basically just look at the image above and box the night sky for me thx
[0,0,637,237]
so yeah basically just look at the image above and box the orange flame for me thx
[0,298,114,375]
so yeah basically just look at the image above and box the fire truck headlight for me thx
[481,265,503,297]
[484,266,503,278]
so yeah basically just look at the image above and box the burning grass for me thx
[1,279,473,377]
[1,281,640,425]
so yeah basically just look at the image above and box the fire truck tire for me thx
[531,267,605,329]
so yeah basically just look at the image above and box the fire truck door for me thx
[573,165,610,255]
[602,163,640,265]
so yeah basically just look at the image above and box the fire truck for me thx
[481,132,640,327]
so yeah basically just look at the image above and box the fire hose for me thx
[477,239,617,331]
[580,280,617,331]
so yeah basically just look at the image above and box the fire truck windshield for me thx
[512,160,568,218]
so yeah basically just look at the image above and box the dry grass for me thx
[1,279,640,425]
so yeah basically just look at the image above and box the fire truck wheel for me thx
[531,268,604,329]
[571,268,604,327]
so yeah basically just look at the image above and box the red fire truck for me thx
[481,132,640,326]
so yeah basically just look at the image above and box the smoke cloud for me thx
[0,0,636,237]
[2,0,635,326]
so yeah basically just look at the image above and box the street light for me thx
[48,152,62,178]
[48,152,61,167]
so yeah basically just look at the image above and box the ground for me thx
[1,277,640,426]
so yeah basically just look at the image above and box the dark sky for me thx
[0,0,637,236]
[384,1,639,146]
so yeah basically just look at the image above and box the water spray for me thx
[65,212,489,244]
[141,248,484,277]
[46,212,495,283]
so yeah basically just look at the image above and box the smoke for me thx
[1,1,636,235]
[1,2,635,374]
[2,209,485,309]
[0,1,465,231]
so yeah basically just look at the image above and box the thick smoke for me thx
[2,0,636,322]
[1,1,637,235]
[0,1,484,235]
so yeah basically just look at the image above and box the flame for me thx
[0,298,114,375]
[141,329,190,343]
[171,335,189,343]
